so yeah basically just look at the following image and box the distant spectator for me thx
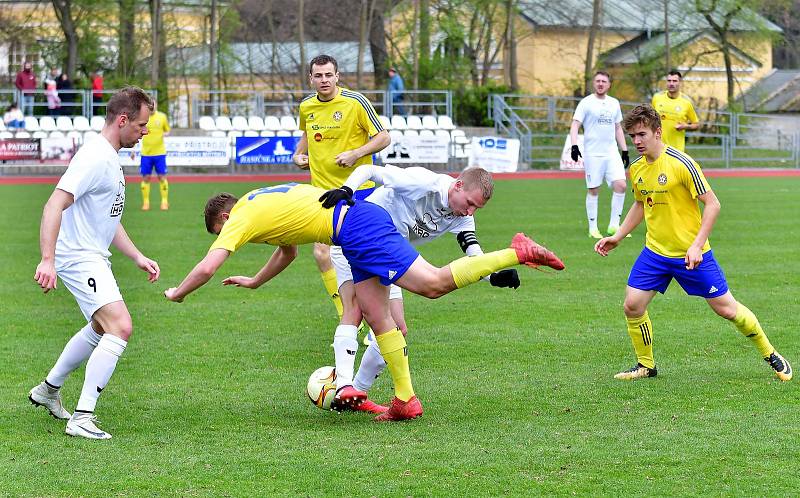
[91,71,104,115]
[3,103,25,129]
[15,61,37,116]
[57,72,74,116]
[45,78,61,116]
[387,67,406,116]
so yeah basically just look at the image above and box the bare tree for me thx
[298,0,306,89]
[149,0,162,87]
[117,0,136,81]
[504,0,519,90]
[584,0,602,94]
[51,0,80,78]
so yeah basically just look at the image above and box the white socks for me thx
[75,334,127,413]
[46,322,102,387]
[610,192,626,228]
[585,193,599,232]
[332,325,359,389]
[353,340,387,392]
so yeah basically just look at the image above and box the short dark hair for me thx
[667,70,683,79]
[204,193,238,233]
[623,105,662,133]
[309,54,338,74]
[594,71,612,82]
[105,86,153,124]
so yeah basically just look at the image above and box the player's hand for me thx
[594,237,620,257]
[293,153,309,169]
[621,150,630,169]
[319,186,354,209]
[334,150,360,167]
[489,269,520,289]
[34,260,57,293]
[685,245,704,270]
[571,145,582,162]
[164,287,183,302]
[222,275,257,288]
[135,254,160,282]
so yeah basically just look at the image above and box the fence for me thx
[489,94,800,169]
[1,88,158,120]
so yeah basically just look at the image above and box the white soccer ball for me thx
[306,366,337,409]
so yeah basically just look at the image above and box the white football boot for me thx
[66,412,112,440]
[28,382,71,420]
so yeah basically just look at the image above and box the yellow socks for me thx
[140,181,150,209]
[625,312,655,369]
[375,328,414,401]
[732,303,774,358]
[159,178,169,208]
[449,248,519,288]
[320,268,343,319]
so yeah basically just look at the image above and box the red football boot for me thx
[330,385,367,411]
[510,232,565,270]
[374,396,423,422]
[352,398,389,414]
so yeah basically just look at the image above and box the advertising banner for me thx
[234,136,300,165]
[559,135,585,171]
[380,135,450,164]
[0,139,40,161]
[41,137,78,162]
[467,137,520,172]
[121,136,230,166]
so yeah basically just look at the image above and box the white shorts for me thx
[57,258,123,321]
[330,245,403,300]
[584,155,626,189]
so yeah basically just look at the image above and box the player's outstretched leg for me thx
[727,301,792,381]
[510,233,564,270]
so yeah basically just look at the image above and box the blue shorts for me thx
[353,186,375,201]
[628,247,729,298]
[140,155,168,176]
[332,200,419,286]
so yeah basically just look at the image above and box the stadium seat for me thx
[83,130,99,142]
[0,131,13,139]
[231,115,249,132]
[264,116,282,132]
[49,130,65,138]
[67,130,83,144]
[403,129,419,137]
[390,115,407,130]
[434,129,451,140]
[15,131,31,138]
[405,115,423,130]
[73,116,91,131]
[215,116,233,132]
[275,130,292,137]
[292,130,304,137]
[24,116,40,132]
[438,116,456,130]
[388,129,404,143]
[32,131,48,139]
[198,115,216,131]
[39,117,57,132]
[247,116,265,132]
[243,130,259,137]
[0,121,5,131]
[260,130,276,137]
[227,130,242,144]
[419,129,434,137]
[450,129,466,140]
[378,115,391,130]
[210,130,226,138]
[421,115,439,130]
[280,116,298,131]
[56,116,74,131]
[90,116,105,131]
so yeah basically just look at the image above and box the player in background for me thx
[321,165,520,414]
[30,87,160,440]
[595,105,791,382]
[292,54,390,323]
[139,100,171,210]
[163,183,563,421]
[651,70,699,152]
[569,71,630,239]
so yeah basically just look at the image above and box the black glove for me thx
[319,186,354,209]
[621,150,630,169]
[489,269,520,289]
[570,145,582,162]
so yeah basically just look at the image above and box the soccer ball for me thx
[306,366,337,410]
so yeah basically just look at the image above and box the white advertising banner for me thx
[120,136,230,166]
[467,137,520,172]
[559,135,584,171]
[380,135,449,163]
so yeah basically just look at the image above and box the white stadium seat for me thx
[231,115,249,132]
[280,116,298,131]
[434,129,451,140]
[227,130,242,144]
[378,115,391,130]
[90,116,105,131]
[450,129,466,140]
[243,130,259,137]
[421,115,439,130]
[275,130,292,137]
[210,130,226,138]
[403,129,419,137]
[292,130,304,137]
[67,130,83,144]
[39,116,57,132]
[49,130,65,138]
[56,116,74,131]
[419,129,434,137]
[15,131,31,138]
[247,116,265,132]
[260,130,276,137]
[389,129,404,143]
[32,131,48,139]
[198,115,216,131]
[438,115,456,130]
[73,116,91,131]
[215,116,233,131]
[0,131,13,139]
[83,130,99,142]
[24,116,40,132]
[264,116,282,132]
[390,115,407,130]
[0,121,6,131]
[405,115,423,130]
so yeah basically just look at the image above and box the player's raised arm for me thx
[164,248,229,302]
[222,245,298,289]
[34,188,74,293]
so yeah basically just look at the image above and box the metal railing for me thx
[2,88,158,119]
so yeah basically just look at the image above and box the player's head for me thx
[449,167,493,216]
[593,71,611,96]
[624,105,663,157]
[666,70,682,95]
[309,54,339,99]
[106,86,154,148]
[204,193,238,234]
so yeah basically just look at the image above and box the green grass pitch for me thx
[1,176,797,496]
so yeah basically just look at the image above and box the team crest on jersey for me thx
[332,111,342,121]
[658,173,667,185]
[110,181,125,217]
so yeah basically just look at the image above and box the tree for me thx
[117,0,136,81]
[51,0,80,78]
[584,0,602,94]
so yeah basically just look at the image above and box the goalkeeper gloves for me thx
[621,150,630,169]
[319,186,354,208]
[570,145,582,162]
[489,269,520,289]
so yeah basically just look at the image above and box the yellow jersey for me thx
[651,91,698,152]
[629,146,712,258]
[141,111,170,156]
[209,183,334,253]
[298,87,383,189]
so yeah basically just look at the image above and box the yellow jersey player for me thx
[650,70,699,152]
[163,183,564,421]
[139,101,171,210]
[594,105,791,382]
[292,54,390,322]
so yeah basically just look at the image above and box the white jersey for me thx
[55,134,125,267]
[572,94,622,156]
[345,165,475,246]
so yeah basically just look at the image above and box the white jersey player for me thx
[30,87,160,440]
[327,165,520,413]
[569,71,630,239]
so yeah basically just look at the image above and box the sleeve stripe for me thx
[665,147,706,195]
[341,90,383,131]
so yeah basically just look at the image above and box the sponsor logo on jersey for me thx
[388,270,397,279]
[314,132,323,142]
[709,286,718,294]
[110,181,125,217]
[647,197,654,207]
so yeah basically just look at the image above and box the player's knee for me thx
[714,303,737,320]
[623,301,646,318]
[312,244,329,262]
